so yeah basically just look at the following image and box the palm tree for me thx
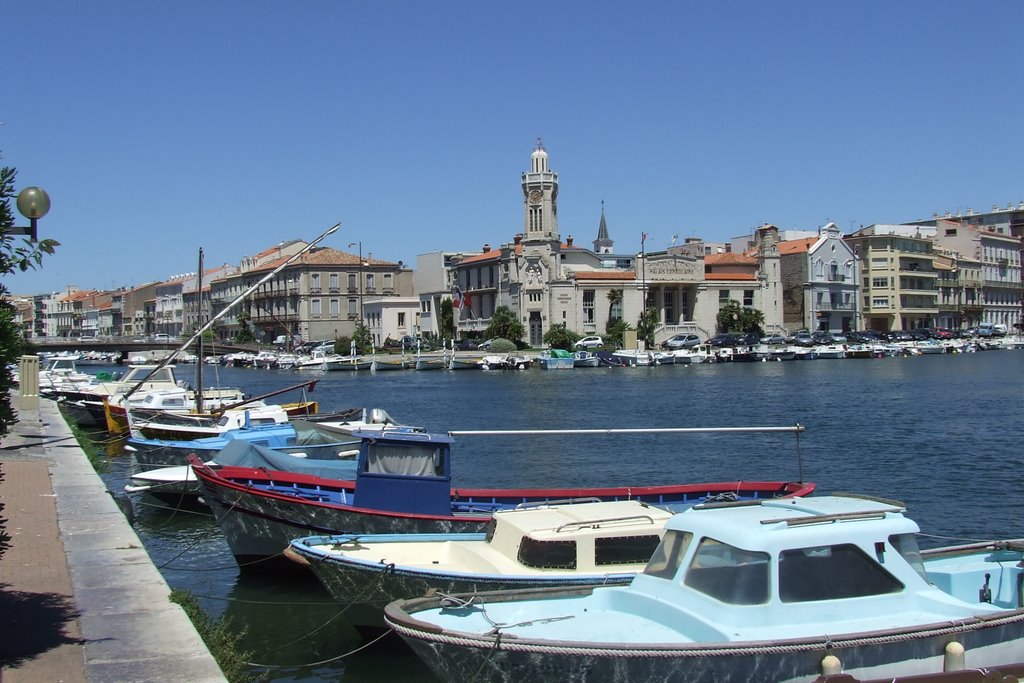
[607,289,623,321]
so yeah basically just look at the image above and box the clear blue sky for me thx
[4,1,1022,295]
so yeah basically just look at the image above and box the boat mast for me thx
[195,247,204,412]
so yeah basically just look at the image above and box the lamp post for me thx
[12,187,51,240]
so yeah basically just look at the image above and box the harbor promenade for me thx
[0,397,225,682]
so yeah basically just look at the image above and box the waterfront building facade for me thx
[779,223,861,333]
[928,219,1022,330]
[209,244,412,344]
[362,296,421,348]
[905,205,1024,330]
[450,142,787,346]
[153,274,192,338]
[414,251,480,340]
[847,225,938,331]
[181,262,238,337]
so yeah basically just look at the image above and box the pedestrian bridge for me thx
[29,336,261,357]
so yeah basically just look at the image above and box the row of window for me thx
[643,530,921,605]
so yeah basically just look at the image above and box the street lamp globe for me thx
[16,187,51,221]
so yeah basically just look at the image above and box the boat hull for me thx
[386,585,1024,683]
[291,533,637,628]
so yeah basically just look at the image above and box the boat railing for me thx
[514,497,603,510]
[761,509,897,527]
[555,514,660,533]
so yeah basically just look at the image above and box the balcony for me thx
[817,301,857,312]
[826,274,846,282]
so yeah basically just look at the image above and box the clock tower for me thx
[521,139,559,243]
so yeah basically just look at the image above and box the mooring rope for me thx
[245,628,394,670]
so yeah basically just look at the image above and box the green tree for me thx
[542,323,579,350]
[716,299,765,335]
[351,324,373,354]
[605,318,631,349]
[635,307,660,348]
[484,306,524,344]
[606,289,623,321]
[0,163,60,434]
[439,298,454,341]
[231,310,255,343]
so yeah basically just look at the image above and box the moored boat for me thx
[386,494,1024,683]
[189,426,814,566]
[287,499,674,627]
[537,348,575,370]
[572,350,601,368]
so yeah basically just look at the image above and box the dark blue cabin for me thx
[351,430,453,516]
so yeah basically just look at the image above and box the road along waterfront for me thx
[83,350,1023,682]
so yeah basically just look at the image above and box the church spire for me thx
[593,200,614,254]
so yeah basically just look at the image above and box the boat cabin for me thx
[485,500,672,573]
[631,495,1023,634]
[351,430,454,516]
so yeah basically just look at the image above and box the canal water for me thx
[89,351,1023,682]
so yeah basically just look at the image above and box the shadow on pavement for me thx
[0,585,83,666]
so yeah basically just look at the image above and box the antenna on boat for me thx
[123,222,342,400]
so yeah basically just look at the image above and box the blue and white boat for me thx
[126,406,411,469]
[537,348,575,370]
[386,495,1024,683]
[190,427,815,565]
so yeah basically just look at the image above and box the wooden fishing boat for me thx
[189,425,814,566]
[386,494,1024,683]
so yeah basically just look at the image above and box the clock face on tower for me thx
[528,189,543,205]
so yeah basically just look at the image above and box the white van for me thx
[152,333,171,342]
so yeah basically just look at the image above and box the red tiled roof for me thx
[459,250,501,265]
[704,272,758,281]
[252,247,397,272]
[779,237,818,255]
[705,252,756,266]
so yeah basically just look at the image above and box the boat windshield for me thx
[889,533,930,584]
[683,537,770,605]
[643,530,693,580]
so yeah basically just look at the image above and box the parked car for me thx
[574,335,604,350]
[476,339,496,351]
[708,333,740,347]
[661,334,701,350]
[455,338,481,351]
[812,331,835,345]
[759,333,787,345]
[790,331,815,347]
[737,332,761,347]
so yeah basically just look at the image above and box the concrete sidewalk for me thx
[0,398,225,682]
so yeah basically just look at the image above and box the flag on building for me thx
[452,285,464,309]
